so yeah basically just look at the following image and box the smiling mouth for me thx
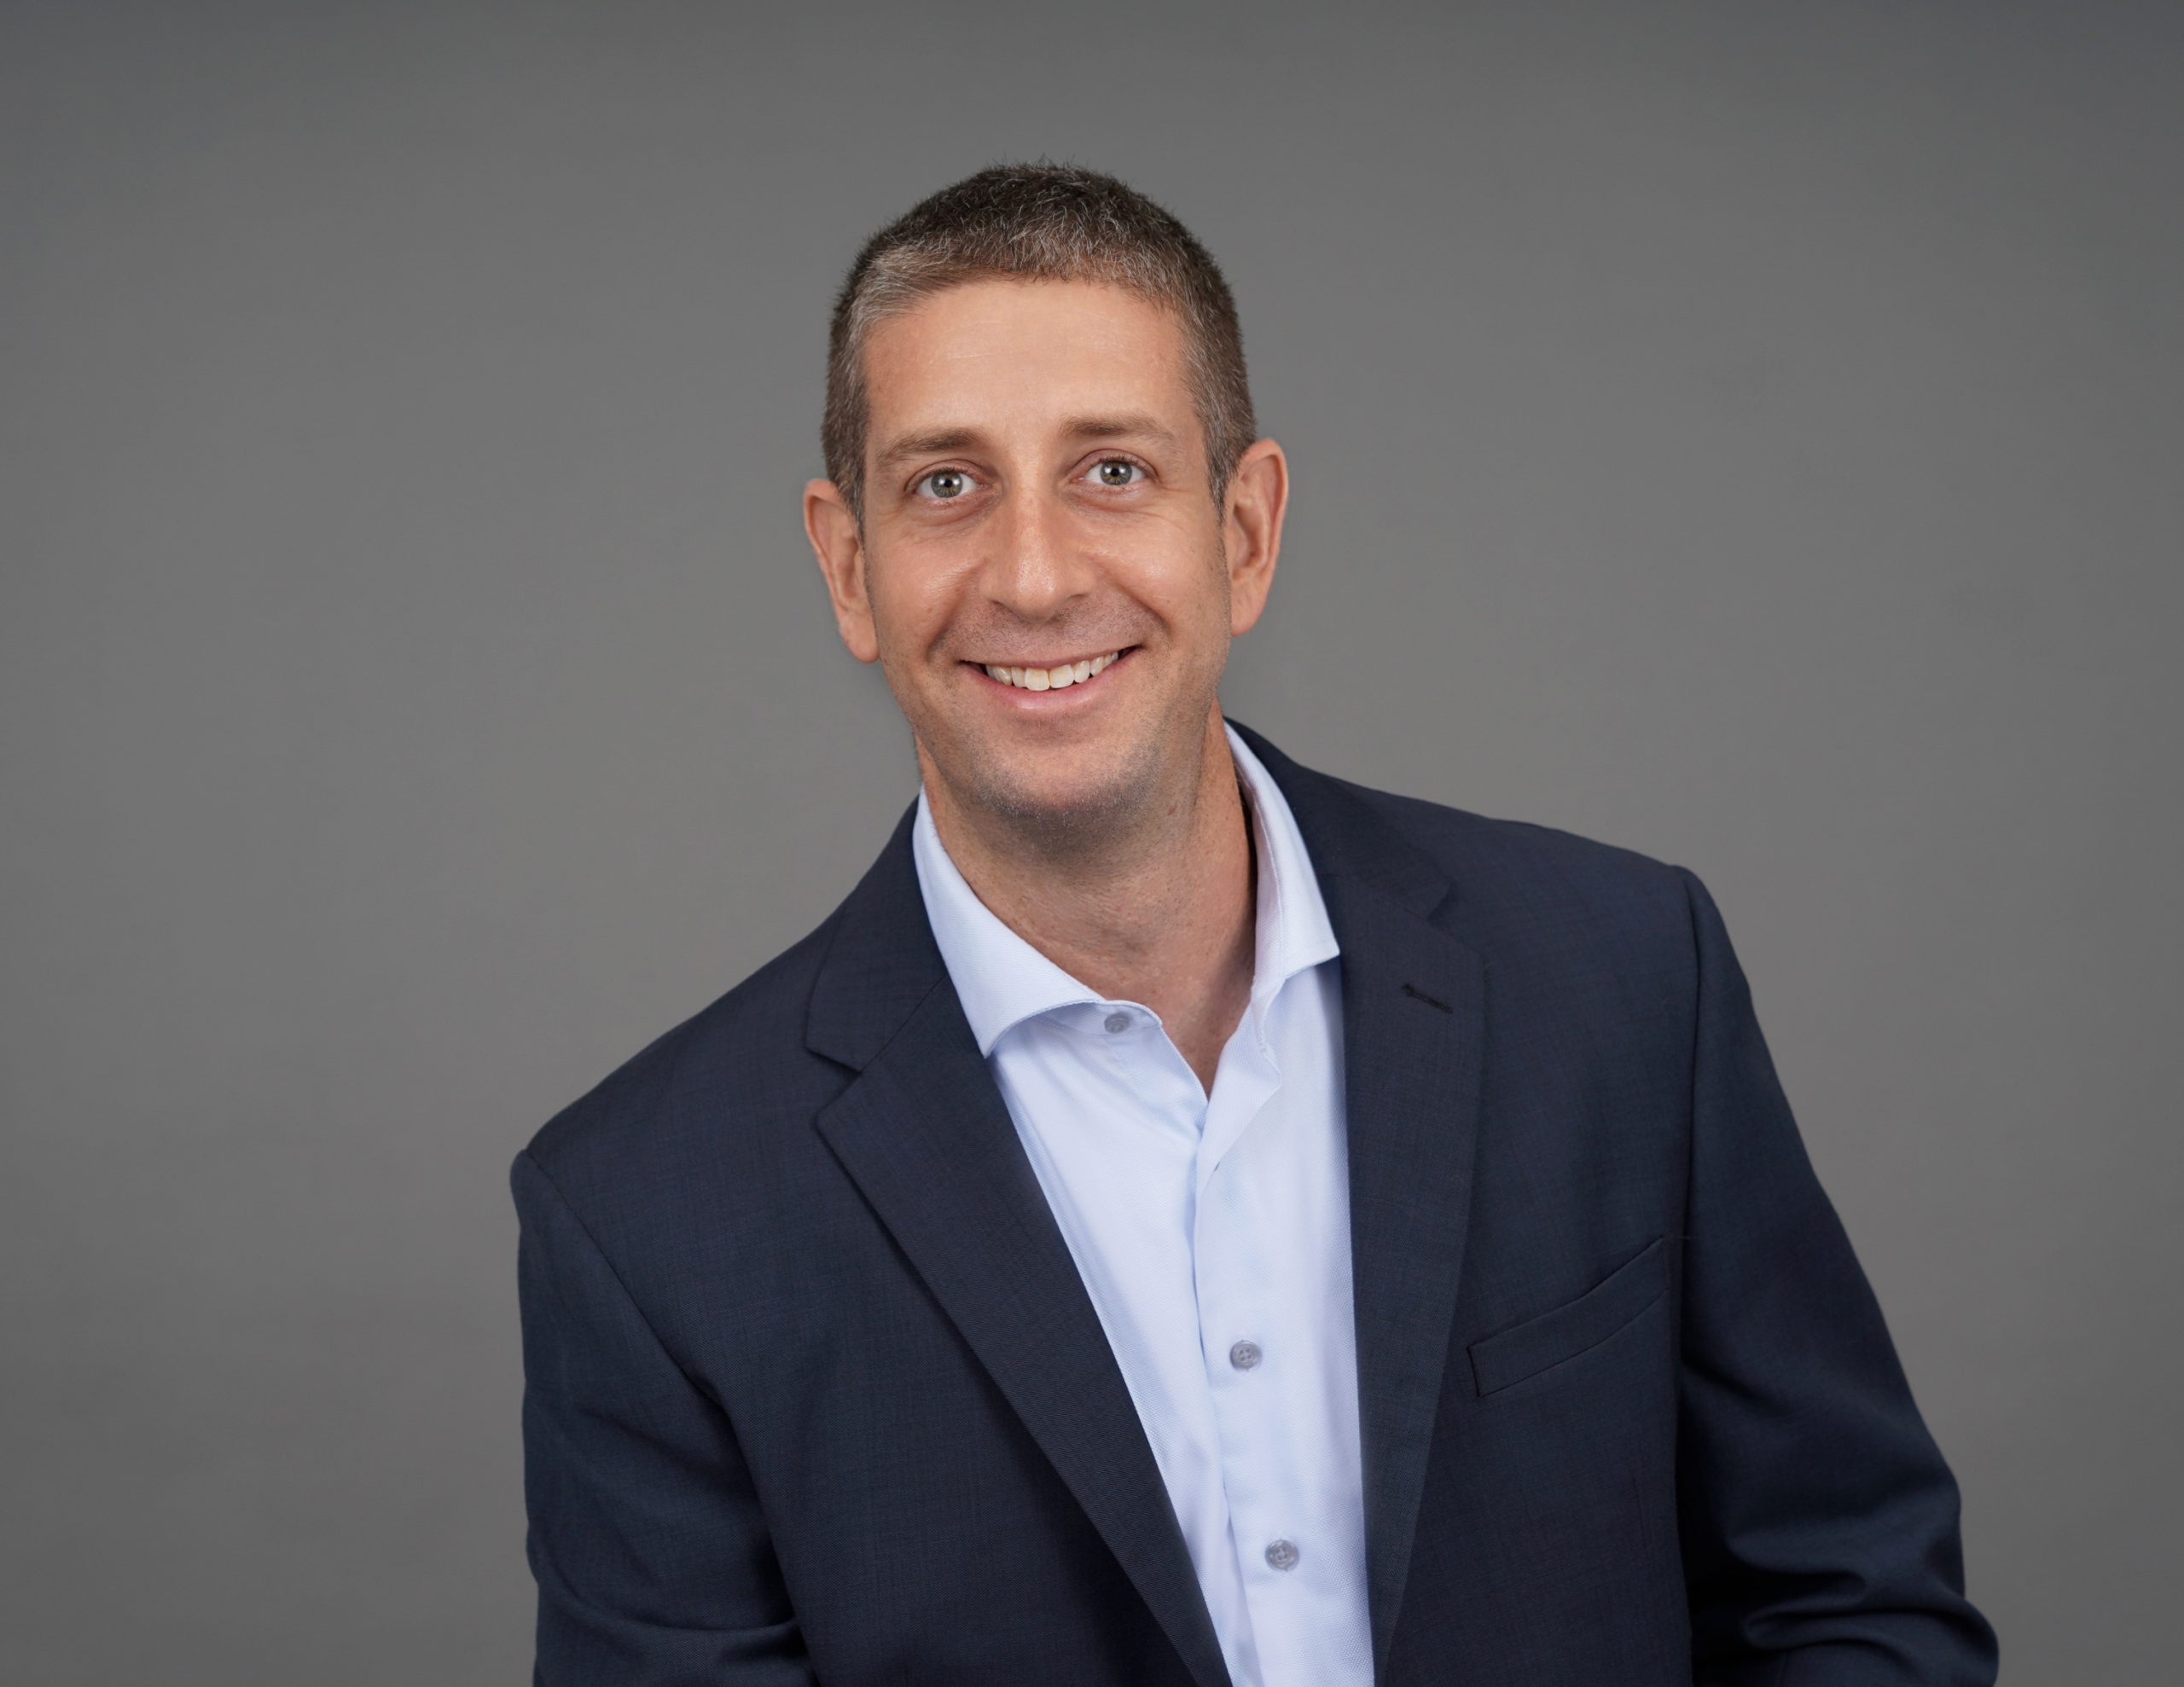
[967,646,1136,692]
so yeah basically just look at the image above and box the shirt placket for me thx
[1189,1005,1307,1663]
[1088,1003,1269,1684]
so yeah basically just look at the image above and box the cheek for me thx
[1100,521,1228,613]
[1175,551,1243,652]
[864,547,967,649]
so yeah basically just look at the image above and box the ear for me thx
[804,478,880,664]
[1223,438,1289,637]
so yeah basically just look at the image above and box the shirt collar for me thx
[911,718,1342,1058]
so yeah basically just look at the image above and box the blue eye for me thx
[921,469,971,500]
[1092,459,1142,487]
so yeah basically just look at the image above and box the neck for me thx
[919,706,1258,1089]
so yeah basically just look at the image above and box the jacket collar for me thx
[805,717,1485,1685]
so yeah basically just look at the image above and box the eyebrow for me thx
[1061,413,1182,449]
[874,427,981,472]
[872,414,1184,474]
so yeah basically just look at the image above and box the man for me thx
[513,164,1998,1685]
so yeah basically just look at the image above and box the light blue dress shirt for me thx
[910,720,1372,1687]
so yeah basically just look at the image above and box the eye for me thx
[1089,458,1145,488]
[918,467,973,501]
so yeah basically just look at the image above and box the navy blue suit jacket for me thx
[513,719,1998,1684]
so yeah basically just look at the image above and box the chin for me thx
[956,740,1153,841]
[979,767,1135,834]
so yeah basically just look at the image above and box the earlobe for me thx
[803,478,881,664]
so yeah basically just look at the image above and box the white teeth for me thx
[980,650,1124,690]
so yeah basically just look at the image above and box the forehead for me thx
[860,278,1197,446]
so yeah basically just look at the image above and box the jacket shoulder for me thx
[1332,769,1696,934]
[1318,772,1708,1079]
[516,906,844,1194]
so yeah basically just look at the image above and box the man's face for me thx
[805,278,1282,842]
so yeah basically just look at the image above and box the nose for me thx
[979,482,1095,622]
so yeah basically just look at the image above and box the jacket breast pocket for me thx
[1467,1234,1670,1396]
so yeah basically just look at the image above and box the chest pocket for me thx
[1467,1234,1670,1396]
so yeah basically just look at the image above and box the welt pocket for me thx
[1467,1234,1670,1396]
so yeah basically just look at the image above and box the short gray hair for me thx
[822,163,1257,520]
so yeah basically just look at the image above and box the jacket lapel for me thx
[804,722,1489,1686]
[806,810,1234,1687]
[1232,722,1488,1680]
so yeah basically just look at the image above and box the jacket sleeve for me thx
[1672,867,2000,1684]
[513,1148,817,1684]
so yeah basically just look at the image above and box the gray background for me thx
[4,2,2177,1681]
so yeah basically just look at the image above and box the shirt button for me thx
[1103,1011,1131,1034]
[1228,1340,1262,1371]
[1264,1539,1300,1572]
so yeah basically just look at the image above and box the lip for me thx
[961,645,1139,708]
